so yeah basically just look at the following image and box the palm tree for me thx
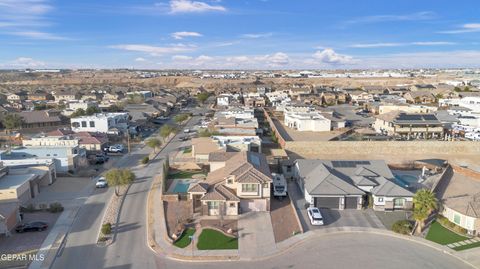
[413,189,438,234]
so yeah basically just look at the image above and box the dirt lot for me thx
[164,200,192,238]
[0,211,60,254]
[270,196,301,243]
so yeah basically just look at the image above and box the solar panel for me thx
[332,161,371,168]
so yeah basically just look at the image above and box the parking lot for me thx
[288,181,385,231]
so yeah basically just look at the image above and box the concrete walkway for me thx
[238,212,277,260]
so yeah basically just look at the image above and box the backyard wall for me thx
[284,141,480,165]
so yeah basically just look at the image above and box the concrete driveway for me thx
[238,212,276,259]
[288,181,385,231]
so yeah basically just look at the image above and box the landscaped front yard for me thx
[197,229,238,250]
[173,228,195,248]
[426,221,468,245]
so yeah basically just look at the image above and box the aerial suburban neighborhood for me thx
[1,1,480,269]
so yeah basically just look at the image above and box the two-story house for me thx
[188,151,272,216]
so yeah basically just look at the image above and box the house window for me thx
[378,197,384,202]
[227,179,233,184]
[81,121,87,127]
[89,121,95,127]
[454,214,461,225]
[229,202,235,208]
[207,201,219,209]
[286,165,292,172]
[394,198,405,207]
[242,184,258,192]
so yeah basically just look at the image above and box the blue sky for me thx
[0,0,479,69]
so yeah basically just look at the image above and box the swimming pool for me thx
[394,174,419,187]
[172,182,191,193]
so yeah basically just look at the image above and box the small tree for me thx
[2,113,23,132]
[174,114,189,123]
[105,168,135,196]
[196,92,210,104]
[160,124,176,140]
[413,189,438,234]
[70,108,86,118]
[86,106,101,115]
[146,138,161,153]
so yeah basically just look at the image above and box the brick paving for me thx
[270,196,301,242]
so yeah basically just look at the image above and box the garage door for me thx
[240,199,266,213]
[314,197,340,209]
[345,197,358,209]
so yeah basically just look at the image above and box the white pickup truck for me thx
[272,173,287,197]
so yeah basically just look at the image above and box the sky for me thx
[0,0,480,70]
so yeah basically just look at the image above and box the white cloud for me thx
[0,0,68,41]
[350,41,456,48]
[313,49,354,64]
[196,55,213,61]
[259,52,290,66]
[171,31,202,39]
[439,23,480,34]
[349,43,403,48]
[11,31,69,40]
[134,57,147,62]
[241,33,273,39]
[344,11,435,25]
[411,41,456,46]
[172,55,193,61]
[169,0,226,14]
[0,57,46,68]
[110,44,196,56]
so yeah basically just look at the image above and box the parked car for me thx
[178,136,189,141]
[15,221,48,233]
[105,144,124,153]
[183,128,190,133]
[96,177,108,188]
[307,207,324,226]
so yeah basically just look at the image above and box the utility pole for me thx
[126,128,131,154]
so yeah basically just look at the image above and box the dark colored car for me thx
[15,221,48,233]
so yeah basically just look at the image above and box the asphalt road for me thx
[51,107,205,269]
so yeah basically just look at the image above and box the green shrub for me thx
[437,215,467,235]
[102,223,112,235]
[98,236,108,242]
[22,204,36,213]
[392,220,413,235]
[141,156,150,164]
[48,202,64,213]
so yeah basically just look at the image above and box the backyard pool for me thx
[394,174,419,188]
[168,178,198,193]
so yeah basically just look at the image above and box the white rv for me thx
[272,173,287,197]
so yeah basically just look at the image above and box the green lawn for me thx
[168,170,204,179]
[183,147,192,154]
[197,229,238,250]
[426,221,469,245]
[173,228,196,248]
[453,241,480,251]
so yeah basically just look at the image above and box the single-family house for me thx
[293,159,413,211]
[188,151,272,216]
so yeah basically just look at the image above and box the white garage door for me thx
[240,199,267,213]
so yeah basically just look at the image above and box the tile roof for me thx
[18,110,61,124]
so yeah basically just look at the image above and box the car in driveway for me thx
[15,221,48,233]
[307,207,324,226]
[95,177,108,188]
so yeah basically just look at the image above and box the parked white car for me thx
[95,177,108,188]
[307,207,324,226]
